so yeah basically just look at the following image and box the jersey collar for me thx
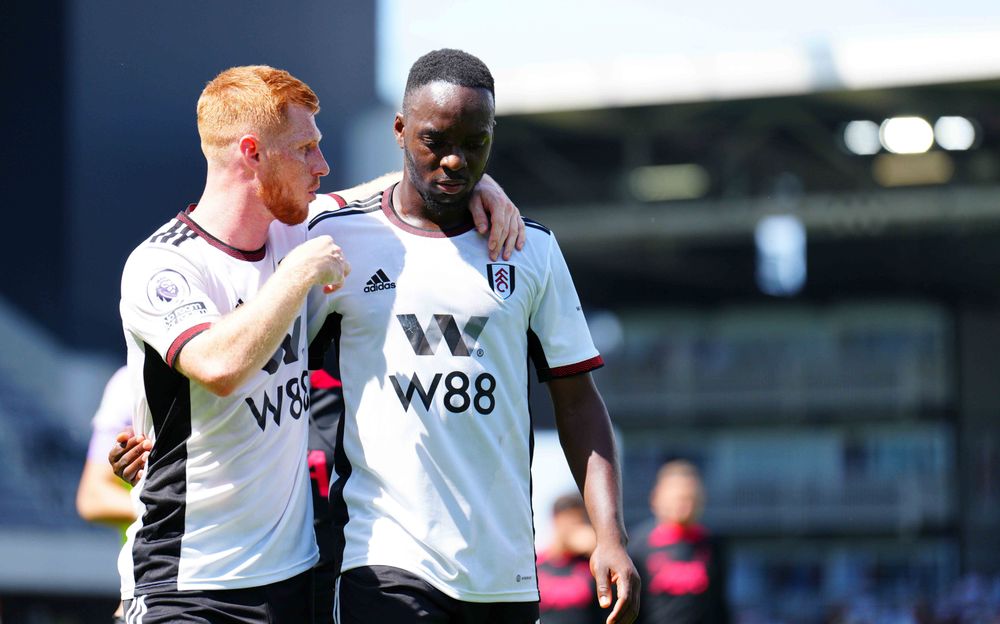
[178,206,267,262]
[381,184,477,239]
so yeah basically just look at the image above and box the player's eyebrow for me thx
[299,134,321,148]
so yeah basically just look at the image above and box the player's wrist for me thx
[275,257,320,291]
[594,526,629,549]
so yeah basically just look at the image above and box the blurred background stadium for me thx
[3,1,1000,621]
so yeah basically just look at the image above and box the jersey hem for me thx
[342,558,540,603]
[125,552,319,599]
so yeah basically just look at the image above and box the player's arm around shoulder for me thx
[323,171,526,261]
[549,374,641,624]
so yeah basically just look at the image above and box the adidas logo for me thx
[363,268,396,293]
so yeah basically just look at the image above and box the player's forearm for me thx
[177,263,313,396]
[551,378,628,545]
[76,462,135,524]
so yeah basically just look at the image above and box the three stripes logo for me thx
[364,268,396,293]
[149,220,198,247]
[397,314,488,357]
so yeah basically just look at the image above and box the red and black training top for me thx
[629,521,731,624]
[536,550,603,624]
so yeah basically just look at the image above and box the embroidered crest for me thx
[487,263,515,300]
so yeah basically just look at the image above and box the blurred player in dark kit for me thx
[306,365,344,624]
[630,461,729,624]
[537,494,604,624]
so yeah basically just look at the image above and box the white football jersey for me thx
[307,187,603,603]
[117,208,318,599]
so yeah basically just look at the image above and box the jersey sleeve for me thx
[86,366,134,461]
[120,245,222,368]
[528,234,604,382]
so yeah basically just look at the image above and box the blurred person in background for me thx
[537,493,604,624]
[306,365,344,624]
[630,460,729,624]
[76,366,136,624]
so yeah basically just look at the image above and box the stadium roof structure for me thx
[484,79,1000,305]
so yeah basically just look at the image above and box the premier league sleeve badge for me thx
[147,269,191,309]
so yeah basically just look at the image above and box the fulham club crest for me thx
[487,263,515,300]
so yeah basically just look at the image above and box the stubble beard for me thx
[403,147,471,221]
[259,165,309,226]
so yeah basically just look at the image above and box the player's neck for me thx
[393,178,474,232]
[193,172,275,251]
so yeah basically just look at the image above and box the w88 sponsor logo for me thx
[391,371,496,415]
[391,313,496,414]
[244,317,309,431]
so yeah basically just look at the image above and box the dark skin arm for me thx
[549,372,641,624]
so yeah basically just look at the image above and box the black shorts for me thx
[122,569,312,624]
[334,565,539,624]
[313,559,339,624]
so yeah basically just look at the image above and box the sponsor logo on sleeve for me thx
[163,302,208,329]
[147,270,191,309]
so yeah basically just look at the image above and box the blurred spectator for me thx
[307,368,343,624]
[537,493,603,624]
[75,366,135,624]
[630,460,729,623]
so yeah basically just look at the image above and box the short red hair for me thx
[196,65,319,163]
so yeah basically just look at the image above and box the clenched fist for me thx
[283,235,351,293]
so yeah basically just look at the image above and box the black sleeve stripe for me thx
[522,218,551,235]
[309,313,343,370]
[527,328,550,381]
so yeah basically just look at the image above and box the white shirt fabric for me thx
[117,208,318,599]
[307,187,603,603]
[86,366,133,462]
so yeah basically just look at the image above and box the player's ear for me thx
[393,113,405,149]
[239,135,261,168]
